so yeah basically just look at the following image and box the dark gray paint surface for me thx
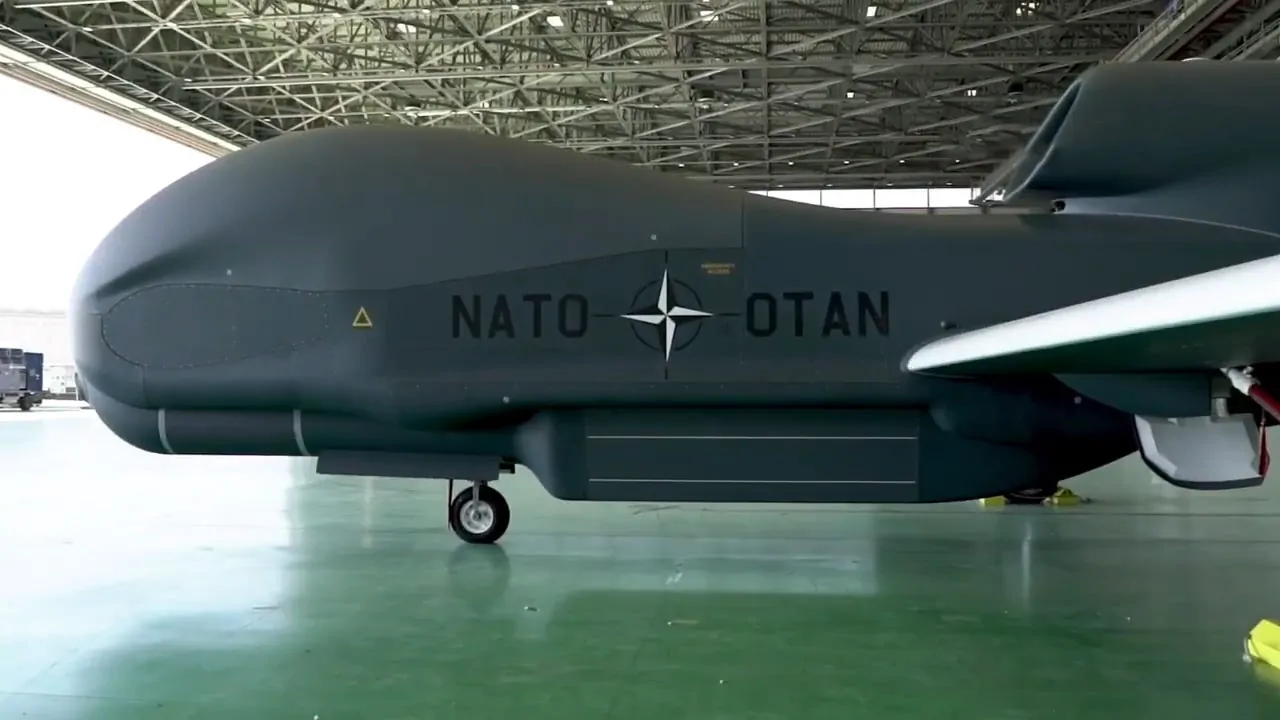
[71,65,1280,503]
[983,61,1280,214]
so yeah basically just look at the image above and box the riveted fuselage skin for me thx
[72,118,1280,504]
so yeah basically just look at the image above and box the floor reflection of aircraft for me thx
[59,543,1280,719]
[7,444,1269,718]
[442,542,882,640]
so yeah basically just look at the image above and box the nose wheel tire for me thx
[448,484,510,545]
[1004,483,1059,505]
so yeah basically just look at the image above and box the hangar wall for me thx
[0,310,69,364]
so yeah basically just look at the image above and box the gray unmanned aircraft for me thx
[72,60,1280,544]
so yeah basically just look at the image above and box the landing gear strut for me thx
[1224,368,1280,421]
[1224,367,1280,477]
[447,480,511,545]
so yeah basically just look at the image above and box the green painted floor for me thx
[3,409,1280,718]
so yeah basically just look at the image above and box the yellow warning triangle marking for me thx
[352,306,373,328]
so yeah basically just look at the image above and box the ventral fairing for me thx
[73,61,1280,543]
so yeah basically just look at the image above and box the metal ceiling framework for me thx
[0,0,1182,189]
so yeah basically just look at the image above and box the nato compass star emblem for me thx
[620,269,714,361]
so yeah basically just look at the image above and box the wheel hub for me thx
[458,499,495,535]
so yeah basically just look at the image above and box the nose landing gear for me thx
[1004,483,1059,505]
[447,480,511,544]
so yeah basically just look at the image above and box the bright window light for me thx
[929,188,975,207]
[866,5,878,17]
[546,14,564,27]
[0,72,213,311]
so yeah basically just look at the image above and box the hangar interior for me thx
[6,0,1280,717]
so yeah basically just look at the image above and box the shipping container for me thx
[0,348,44,410]
[24,352,43,394]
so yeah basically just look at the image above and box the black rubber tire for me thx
[448,484,511,545]
[17,395,32,412]
[1004,484,1058,505]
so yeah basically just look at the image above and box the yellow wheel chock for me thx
[1245,619,1280,670]
[977,488,1089,507]
[1046,488,1085,506]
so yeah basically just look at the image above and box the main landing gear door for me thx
[1134,414,1267,490]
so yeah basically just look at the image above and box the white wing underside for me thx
[905,253,1280,375]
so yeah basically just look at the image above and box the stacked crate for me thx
[0,348,26,393]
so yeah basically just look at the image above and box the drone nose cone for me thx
[70,268,147,412]
[70,280,164,453]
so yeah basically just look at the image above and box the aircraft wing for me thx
[904,254,1280,376]
[928,61,1280,379]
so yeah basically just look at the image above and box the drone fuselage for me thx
[72,126,1280,504]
